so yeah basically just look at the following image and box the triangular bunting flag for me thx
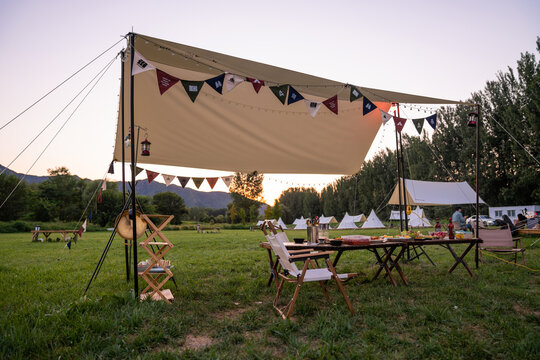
[426,114,437,130]
[412,118,425,134]
[66,240,72,249]
[270,85,288,105]
[181,80,204,102]
[205,73,225,94]
[350,86,362,102]
[322,95,339,115]
[97,189,102,204]
[394,117,407,133]
[287,86,304,105]
[363,97,377,115]
[88,210,92,221]
[101,181,107,191]
[108,161,114,174]
[82,219,87,233]
[156,69,180,95]
[162,174,175,186]
[247,77,265,93]
[177,176,190,188]
[304,100,322,118]
[192,177,205,189]
[221,176,233,189]
[380,109,393,124]
[130,165,144,177]
[132,50,156,75]
[224,73,244,91]
[146,170,159,183]
[206,177,219,189]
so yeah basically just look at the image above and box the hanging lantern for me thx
[467,112,478,127]
[141,138,151,156]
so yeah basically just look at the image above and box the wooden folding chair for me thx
[478,228,526,264]
[263,223,357,319]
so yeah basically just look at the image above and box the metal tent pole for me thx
[120,49,130,283]
[475,104,481,268]
[394,106,404,232]
[128,32,139,298]
[397,104,409,232]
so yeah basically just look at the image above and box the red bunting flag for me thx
[322,95,339,115]
[247,77,265,93]
[156,69,180,95]
[177,176,190,188]
[206,177,219,189]
[146,170,160,183]
[394,117,407,133]
[97,189,102,204]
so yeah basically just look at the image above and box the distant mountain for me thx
[1,165,233,209]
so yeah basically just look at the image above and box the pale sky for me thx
[1,0,538,204]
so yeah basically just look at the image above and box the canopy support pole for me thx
[120,49,130,283]
[393,105,404,232]
[397,104,409,232]
[128,32,139,298]
[475,104,480,268]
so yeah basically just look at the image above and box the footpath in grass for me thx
[0,229,538,359]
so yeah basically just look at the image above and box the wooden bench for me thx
[31,230,79,242]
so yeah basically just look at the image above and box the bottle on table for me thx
[434,218,441,233]
[448,217,454,239]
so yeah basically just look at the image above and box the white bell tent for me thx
[361,210,385,229]
[337,212,358,229]
[292,216,305,227]
[352,214,366,222]
[276,217,288,230]
[408,206,431,227]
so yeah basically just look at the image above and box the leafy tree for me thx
[0,174,31,221]
[152,192,188,225]
[35,167,84,221]
[94,190,123,227]
[229,171,264,223]
[189,207,208,222]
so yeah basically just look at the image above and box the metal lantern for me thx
[468,112,478,127]
[141,138,151,156]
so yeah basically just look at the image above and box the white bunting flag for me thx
[162,174,175,187]
[304,99,322,118]
[380,109,393,125]
[224,73,244,91]
[101,181,107,191]
[221,176,234,189]
[82,219,87,233]
[132,50,156,75]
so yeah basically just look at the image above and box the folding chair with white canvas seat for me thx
[262,223,357,319]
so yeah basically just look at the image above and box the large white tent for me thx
[319,215,338,228]
[292,216,305,227]
[361,210,385,229]
[389,210,405,220]
[337,212,358,229]
[388,179,485,206]
[295,221,308,230]
[352,214,366,222]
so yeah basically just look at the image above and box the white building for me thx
[488,205,540,220]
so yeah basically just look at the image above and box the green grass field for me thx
[0,229,538,359]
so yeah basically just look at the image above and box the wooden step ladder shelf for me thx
[137,214,175,303]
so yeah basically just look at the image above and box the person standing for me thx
[452,206,473,231]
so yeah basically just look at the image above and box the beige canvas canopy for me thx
[114,33,467,174]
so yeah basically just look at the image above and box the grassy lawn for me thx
[0,228,538,359]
